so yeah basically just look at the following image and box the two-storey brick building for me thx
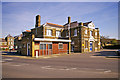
[16,15,100,57]
[5,34,14,50]
[17,15,71,57]
[0,38,8,50]
[63,17,100,52]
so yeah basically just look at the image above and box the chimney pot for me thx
[68,16,71,24]
[35,15,41,27]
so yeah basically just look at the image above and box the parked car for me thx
[116,49,120,56]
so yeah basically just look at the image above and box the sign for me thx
[82,44,84,46]
[34,45,39,50]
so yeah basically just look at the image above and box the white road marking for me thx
[104,70,111,73]
[11,65,21,66]
[3,59,13,61]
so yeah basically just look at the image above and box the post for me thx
[32,34,35,57]
[68,16,71,54]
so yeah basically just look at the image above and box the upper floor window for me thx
[46,29,52,36]
[74,29,77,36]
[85,30,87,34]
[90,31,93,36]
[11,39,13,41]
[95,32,97,36]
[66,31,69,37]
[56,31,61,37]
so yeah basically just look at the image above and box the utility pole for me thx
[68,16,71,54]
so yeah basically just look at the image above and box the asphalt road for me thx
[2,49,119,78]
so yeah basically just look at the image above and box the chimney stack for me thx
[68,16,71,24]
[35,15,41,27]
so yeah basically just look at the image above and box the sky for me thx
[2,2,118,39]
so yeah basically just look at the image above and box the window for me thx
[85,30,87,34]
[48,44,52,49]
[11,42,12,44]
[90,31,93,36]
[95,41,98,48]
[11,39,12,41]
[23,44,26,48]
[40,44,46,49]
[59,43,63,49]
[66,31,69,37]
[9,42,10,45]
[85,41,88,49]
[74,29,77,36]
[95,32,97,36]
[56,31,61,37]
[40,44,43,49]
[15,46,18,49]
[46,29,52,36]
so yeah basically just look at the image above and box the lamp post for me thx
[68,23,71,54]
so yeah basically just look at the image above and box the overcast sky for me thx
[2,2,118,39]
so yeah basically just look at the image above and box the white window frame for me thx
[90,31,93,36]
[74,29,77,36]
[95,32,97,36]
[85,29,87,34]
[46,29,52,36]
[58,43,63,49]
[56,31,61,37]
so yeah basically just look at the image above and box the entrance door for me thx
[90,42,93,51]
[48,44,52,55]
[71,45,74,52]
[27,43,30,56]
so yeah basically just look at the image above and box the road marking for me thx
[11,65,21,66]
[104,70,111,73]
[3,59,13,61]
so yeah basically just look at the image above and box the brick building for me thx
[5,34,14,50]
[17,15,71,57]
[62,17,100,52]
[15,15,100,57]
[0,38,8,50]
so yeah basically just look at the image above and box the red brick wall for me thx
[34,42,68,56]
[52,43,68,54]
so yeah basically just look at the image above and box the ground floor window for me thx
[48,44,52,49]
[95,41,98,48]
[59,43,63,49]
[40,44,46,49]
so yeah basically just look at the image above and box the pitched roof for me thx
[0,38,6,42]
[26,30,31,32]
[83,21,92,26]
[46,22,64,28]
[7,34,12,37]
[64,21,78,28]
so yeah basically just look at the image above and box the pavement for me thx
[1,49,119,78]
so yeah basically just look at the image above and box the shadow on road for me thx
[2,51,21,56]
[93,50,120,58]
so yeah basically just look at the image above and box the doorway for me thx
[90,42,93,51]
[27,43,30,56]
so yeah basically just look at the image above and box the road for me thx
[1,49,119,78]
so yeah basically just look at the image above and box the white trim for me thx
[34,38,71,42]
